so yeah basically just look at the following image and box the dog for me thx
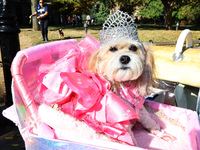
[37,9,176,146]
[88,39,176,145]
[37,38,176,146]
[58,29,64,39]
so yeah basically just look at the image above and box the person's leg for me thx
[40,20,45,41]
[43,20,49,41]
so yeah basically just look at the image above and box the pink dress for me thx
[33,36,145,145]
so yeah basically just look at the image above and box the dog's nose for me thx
[120,55,130,64]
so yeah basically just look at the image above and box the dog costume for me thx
[33,11,175,146]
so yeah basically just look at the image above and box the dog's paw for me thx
[160,132,177,141]
[151,129,177,142]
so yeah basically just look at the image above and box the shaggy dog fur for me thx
[88,39,176,145]
[89,39,155,96]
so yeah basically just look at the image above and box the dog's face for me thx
[93,39,145,82]
[89,39,155,95]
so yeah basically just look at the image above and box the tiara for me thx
[99,10,140,46]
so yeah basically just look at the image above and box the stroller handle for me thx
[11,52,40,126]
[10,39,80,127]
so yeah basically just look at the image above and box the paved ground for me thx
[0,31,32,150]
[0,72,26,150]
[0,105,25,150]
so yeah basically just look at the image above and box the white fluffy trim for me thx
[38,104,110,141]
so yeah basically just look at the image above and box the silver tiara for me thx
[99,10,140,46]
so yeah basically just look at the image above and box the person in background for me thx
[29,0,49,42]
[67,16,71,25]
[86,15,91,25]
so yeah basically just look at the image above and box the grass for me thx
[19,24,200,48]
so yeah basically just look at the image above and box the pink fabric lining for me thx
[23,39,79,63]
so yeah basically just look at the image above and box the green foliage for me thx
[49,0,94,15]
[139,0,164,21]
[172,5,184,21]
[180,4,200,21]
[98,0,116,9]
[89,3,98,21]
[116,0,145,15]
[50,1,74,16]
[116,0,145,6]
[172,3,200,23]
[96,2,109,25]
[49,0,200,27]
[73,0,95,15]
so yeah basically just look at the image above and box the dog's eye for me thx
[129,45,137,52]
[109,46,118,52]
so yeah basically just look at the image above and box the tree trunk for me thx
[31,0,40,31]
[161,0,179,30]
[164,6,173,30]
[154,18,156,25]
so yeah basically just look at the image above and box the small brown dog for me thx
[58,29,64,39]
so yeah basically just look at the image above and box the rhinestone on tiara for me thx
[99,10,140,46]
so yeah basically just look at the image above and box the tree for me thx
[161,0,200,29]
[98,0,116,10]
[139,0,164,24]
[96,2,109,25]
[50,0,94,15]
[172,5,184,22]
[73,0,95,15]
[161,0,181,30]
[50,0,73,13]
[30,0,40,31]
[179,4,200,23]
[89,2,99,23]
[116,0,145,15]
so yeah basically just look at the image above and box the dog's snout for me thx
[120,55,130,64]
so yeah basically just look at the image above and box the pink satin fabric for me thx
[32,36,145,145]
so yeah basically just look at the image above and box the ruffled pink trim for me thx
[33,36,145,145]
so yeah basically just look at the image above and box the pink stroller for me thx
[3,35,200,150]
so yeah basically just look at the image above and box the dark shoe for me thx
[45,38,49,41]
[42,39,45,42]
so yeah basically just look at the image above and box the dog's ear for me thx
[137,43,156,96]
[144,44,155,78]
[88,49,100,73]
